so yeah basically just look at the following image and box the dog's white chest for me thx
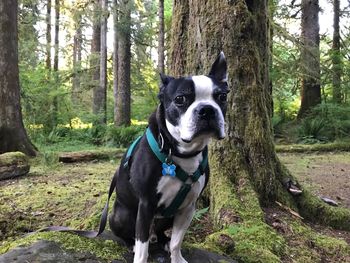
[156,154,205,211]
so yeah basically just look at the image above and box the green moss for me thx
[314,234,349,256]
[204,221,286,263]
[297,190,350,231]
[0,232,126,261]
[276,141,350,153]
[209,146,264,226]
[0,159,118,242]
[0,151,28,165]
[286,219,350,262]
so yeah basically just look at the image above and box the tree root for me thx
[295,189,350,231]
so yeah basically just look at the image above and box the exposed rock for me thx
[0,232,237,263]
[0,151,30,180]
[0,240,117,263]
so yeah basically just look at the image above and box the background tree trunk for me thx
[332,0,342,103]
[51,0,60,129]
[72,9,82,105]
[113,0,119,126]
[94,0,107,125]
[46,0,51,70]
[0,0,37,156]
[115,0,131,126]
[91,0,102,123]
[297,0,321,118]
[170,0,350,241]
[158,0,165,74]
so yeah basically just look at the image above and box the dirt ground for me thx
[278,152,350,209]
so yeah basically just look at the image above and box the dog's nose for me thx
[198,105,216,120]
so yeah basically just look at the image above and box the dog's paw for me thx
[171,254,188,263]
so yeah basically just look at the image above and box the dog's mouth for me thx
[181,124,225,143]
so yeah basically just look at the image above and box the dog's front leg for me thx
[133,200,155,263]
[169,203,195,263]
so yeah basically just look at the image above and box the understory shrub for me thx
[29,123,147,149]
[297,103,350,143]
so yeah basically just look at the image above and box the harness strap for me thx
[161,184,192,218]
[146,128,166,163]
[123,135,142,169]
[146,127,208,217]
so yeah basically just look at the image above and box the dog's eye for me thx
[217,93,227,102]
[174,95,186,106]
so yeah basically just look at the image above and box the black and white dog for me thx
[109,52,229,263]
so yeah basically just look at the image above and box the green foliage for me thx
[29,124,147,152]
[104,124,146,147]
[297,118,327,143]
[193,207,209,221]
[297,103,350,143]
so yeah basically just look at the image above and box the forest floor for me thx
[0,150,350,262]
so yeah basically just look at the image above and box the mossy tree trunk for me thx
[170,0,350,239]
[0,0,37,156]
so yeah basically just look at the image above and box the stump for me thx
[0,151,30,180]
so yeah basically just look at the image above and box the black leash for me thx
[37,170,118,238]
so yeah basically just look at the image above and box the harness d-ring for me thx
[158,132,165,152]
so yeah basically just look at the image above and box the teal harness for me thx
[124,127,208,217]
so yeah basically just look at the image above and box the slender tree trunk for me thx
[72,10,82,105]
[113,0,119,126]
[0,0,37,156]
[171,1,350,249]
[297,0,321,118]
[46,0,51,70]
[158,0,165,74]
[50,0,60,129]
[91,0,103,124]
[115,0,131,126]
[332,0,342,103]
[98,0,107,124]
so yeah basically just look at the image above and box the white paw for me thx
[171,254,188,263]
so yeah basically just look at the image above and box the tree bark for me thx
[0,0,37,156]
[72,7,82,105]
[158,0,165,74]
[91,0,103,124]
[115,0,131,126]
[46,0,51,70]
[170,0,350,240]
[50,0,60,130]
[113,0,119,126]
[297,0,321,119]
[332,0,342,103]
[98,0,107,124]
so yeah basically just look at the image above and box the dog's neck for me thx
[148,106,209,159]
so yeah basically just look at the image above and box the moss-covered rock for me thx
[0,151,30,180]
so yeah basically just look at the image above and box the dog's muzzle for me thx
[183,105,225,142]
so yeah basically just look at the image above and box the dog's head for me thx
[158,52,229,150]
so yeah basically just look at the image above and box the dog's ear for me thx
[158,73,174,101]
[160,73,174,87]
[209,51,228,83]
